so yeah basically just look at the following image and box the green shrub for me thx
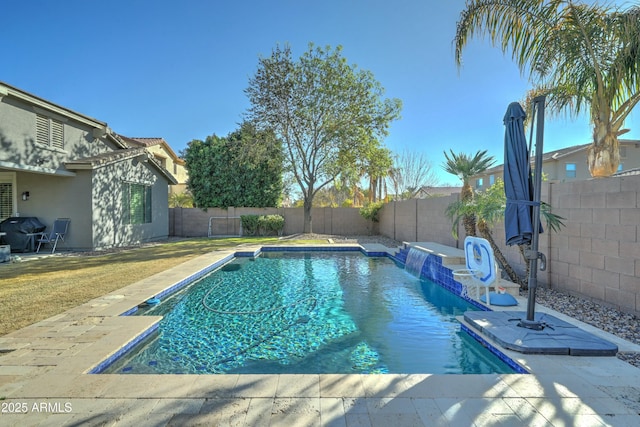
[259,214,285,236]
[359,201,385,222]
[240,215,260,236]
[241,214,285,236]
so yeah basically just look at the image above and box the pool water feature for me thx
[405,247,429,277]
[102,251,520,375]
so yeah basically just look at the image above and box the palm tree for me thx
[442,149,495,237]
[169,192,194,208]
[446,179,565,288]
[455,0,640,177]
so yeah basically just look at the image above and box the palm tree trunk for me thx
[463,214,477,237]
[460,183,477,237]
[477,220,525,288]
[587,121,620,177]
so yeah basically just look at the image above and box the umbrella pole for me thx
[520,95,546,330]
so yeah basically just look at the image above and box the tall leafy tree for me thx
[455,0,640,177]
[184,122,283,208]
[245,43,402,233]
[442,149,495,237]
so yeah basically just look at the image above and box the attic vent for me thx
[36,114,64,150]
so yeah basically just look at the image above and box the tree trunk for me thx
[463,214,476,237]
[303,197,313,234]
[369,176,376,203]
[587,123,620,177]
[477,220,525,288]
[461,182,476,237]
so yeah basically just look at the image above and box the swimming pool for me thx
[101,250,521,375]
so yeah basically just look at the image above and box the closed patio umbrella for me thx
[503,96,546,329]
[503,102,536,246]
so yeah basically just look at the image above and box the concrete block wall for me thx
[547,176,640,315]
[169,175,640,315]
[169,206,373,237]
[378,195,462,247]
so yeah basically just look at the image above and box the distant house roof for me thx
[119,135,185,165]
[417,185,462,197]
[481,140,639,175]
[613,167,640,177]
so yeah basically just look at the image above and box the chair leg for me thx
[36,236,45,253]
[51,236,59,254]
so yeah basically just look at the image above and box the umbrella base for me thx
[463,311,618,356]
[517,318,545,330]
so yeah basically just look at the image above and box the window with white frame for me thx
[36,114,64,149]
[0,173,16,221]
[475,178,483,189]
[565,163,577,178]
[122,183,152,224]
[489,174,495,185]
[0,183,13,221]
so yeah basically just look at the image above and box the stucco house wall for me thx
[120,136,188,196]
[0,81,175,251]
[91,157,170,249]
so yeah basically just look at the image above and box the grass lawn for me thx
[0,237,324,336]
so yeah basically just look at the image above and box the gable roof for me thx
[65,147,178,184]
[119,135,185,165]
[0,81,128,150]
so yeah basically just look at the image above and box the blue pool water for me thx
[103,251,518,374]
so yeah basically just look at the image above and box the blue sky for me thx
[3,0,639,185]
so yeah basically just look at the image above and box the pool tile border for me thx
[99,244,526,375]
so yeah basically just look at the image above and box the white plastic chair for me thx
[453,236,497,305]
[36,218,70,253]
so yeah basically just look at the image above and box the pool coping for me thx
[1,243,639,425]
[90,244,526,375]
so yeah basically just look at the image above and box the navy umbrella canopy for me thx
[504,97,547,327]
[503,102,540,246]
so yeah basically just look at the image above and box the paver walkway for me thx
[0,246,639,426]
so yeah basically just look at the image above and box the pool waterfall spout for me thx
[405,247,428,277]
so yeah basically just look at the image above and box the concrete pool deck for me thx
[0,244,639,426]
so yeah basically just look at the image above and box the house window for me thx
[489,174,495,186]
[475,178,483,189]
[122,183,152,224]
[36,114,64,149]
[620,146,627,158]
[0,183,13,221]
[617,163,623,172]
[565,163,577,178]
[173,163,177,175]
